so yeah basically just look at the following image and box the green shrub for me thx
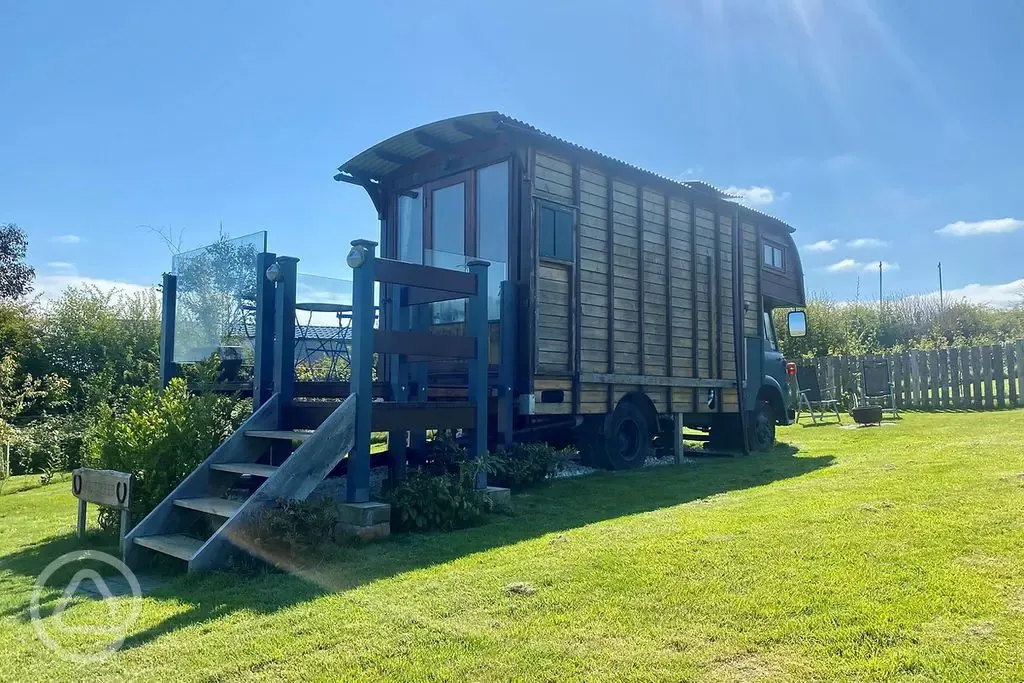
[383,434,491,532]
[490,442,577,491]
[82,378,246,530]
[246,497,339,557]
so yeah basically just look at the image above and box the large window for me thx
[476,161,509,320]
[539,203,574,262]
[763,242,785,270]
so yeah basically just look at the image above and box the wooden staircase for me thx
[124,393,356,572]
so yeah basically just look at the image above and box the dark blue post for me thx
[498,280,516,447]
[467,259,490,489]
[272,256,298,406]
[347,239,377,503]
[408,303,428,457]
[253,251,277,409]
[387,285,410,483]
[159,272,177,388]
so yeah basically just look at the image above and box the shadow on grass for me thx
[1,443,833,650]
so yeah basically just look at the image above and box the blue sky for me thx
[3,0,1023,306]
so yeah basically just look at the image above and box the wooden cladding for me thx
[532,148,740,413]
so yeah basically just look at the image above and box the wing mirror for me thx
[787,310,807,337]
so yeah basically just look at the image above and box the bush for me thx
[490,442,577,491]
[82,378,246,530]
[383,433,491,532]
[246,497,339,557]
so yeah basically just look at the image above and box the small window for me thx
[539,204,574,261]
[763,310,778,351]
[763,242,785,270]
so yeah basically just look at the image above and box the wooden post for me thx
[927,350,939,409]
[909,351,922,409]
[77,499,87,540]
[982,345,994,409]
[892,355,903,409]
[948,348,960,408]
[408,303,428,457]
[253,251,278,409]
[938,349,950,409]
[994,344,1006,409]
[673,412,685,464]
[120,507,131,554]
[159,272,177,388]
[347,240,377,503]
[387,283,410,483]
[272,256,298,406]
[960,346,972,409]
[1017,340,1024,407]
[1005,343,1017,407]
[467,259,490,490]
[497,281,516,448]
[971,346,983,409]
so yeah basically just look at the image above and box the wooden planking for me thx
[537,262,572,372]
[534,151,574,200]
[1017,341,1024,407]
[667,197,695,379]
[694,205,716,388]
[960,347,973,408]
[937,349,949,408]
[611,180,640,374]
[1007,342,1019,407]
[981,345,994,409]
[718,213,735,381]
[740,222,759,337]
[578,169,609,375]
[993,344,1006,408]
[641,188,668,378]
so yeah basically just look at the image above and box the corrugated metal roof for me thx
[337,111,795,232]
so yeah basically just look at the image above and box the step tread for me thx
[245,429,313,442]
[173,496,243,518]
[133,533,204,561]
[210,462,279,478]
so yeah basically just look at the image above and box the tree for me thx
[0,223,35,300]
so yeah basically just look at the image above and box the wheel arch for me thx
[757,379,786,424]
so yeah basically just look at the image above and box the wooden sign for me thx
[72,468,133,550]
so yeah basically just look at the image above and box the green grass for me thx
[3,411,1024,681]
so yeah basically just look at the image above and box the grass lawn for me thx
[2,410,1024,681]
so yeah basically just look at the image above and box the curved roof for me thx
[336,111,794,232]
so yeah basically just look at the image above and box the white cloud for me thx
[936,218,1024,237]
[925,278,1024,308]
[806,239,839,252]
[49,234,84,245]
[34,275,155,303]
[45,261,75,271]
[847,237,889,249]
[863,261,899,273]
[826,258,861,273]
[722,185,778,206]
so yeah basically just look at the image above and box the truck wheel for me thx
[602,402,649,470]
[748,400,776,452]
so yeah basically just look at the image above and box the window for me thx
[763,242,785,270]
[763,310,778,351]
[397,189,423,264]
[539,203,574,261]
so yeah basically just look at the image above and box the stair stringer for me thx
[123,394,281,567]
[188,393,358,571]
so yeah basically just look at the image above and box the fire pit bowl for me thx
[850,406,883,425]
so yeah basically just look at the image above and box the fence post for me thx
[466,259,490,490]
[981,345,995,409]
[272,256,298,406]
[970,346,983,409]
[961,347,973,409]
[159,273,177,388]
[1005,343,1018,407]
[993,344,1006,408]
[253,251,277,408]
[938,348,949,409]
[346,240,377,504]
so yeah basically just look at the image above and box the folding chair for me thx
[795,365,842,424]
[858,357,900,419]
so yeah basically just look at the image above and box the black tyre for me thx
[601,402,650,470]
[748,399,776,452]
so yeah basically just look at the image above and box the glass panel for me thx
[774,248,784,269]
[763,311,778,350]
[539,206,556,258]
[397,189,423,264]
[763,244,772,266]
[424,249,506,323]
[294,273,359,382]
[171,231,266,363]
[555,209,574,261]
[431,183,465,254]
[476,161,508,265]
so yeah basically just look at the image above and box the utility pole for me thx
[938,261,944,309]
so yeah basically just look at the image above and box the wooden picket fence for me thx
[806,340,1024,411]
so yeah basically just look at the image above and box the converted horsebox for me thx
[336,112,807,467]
